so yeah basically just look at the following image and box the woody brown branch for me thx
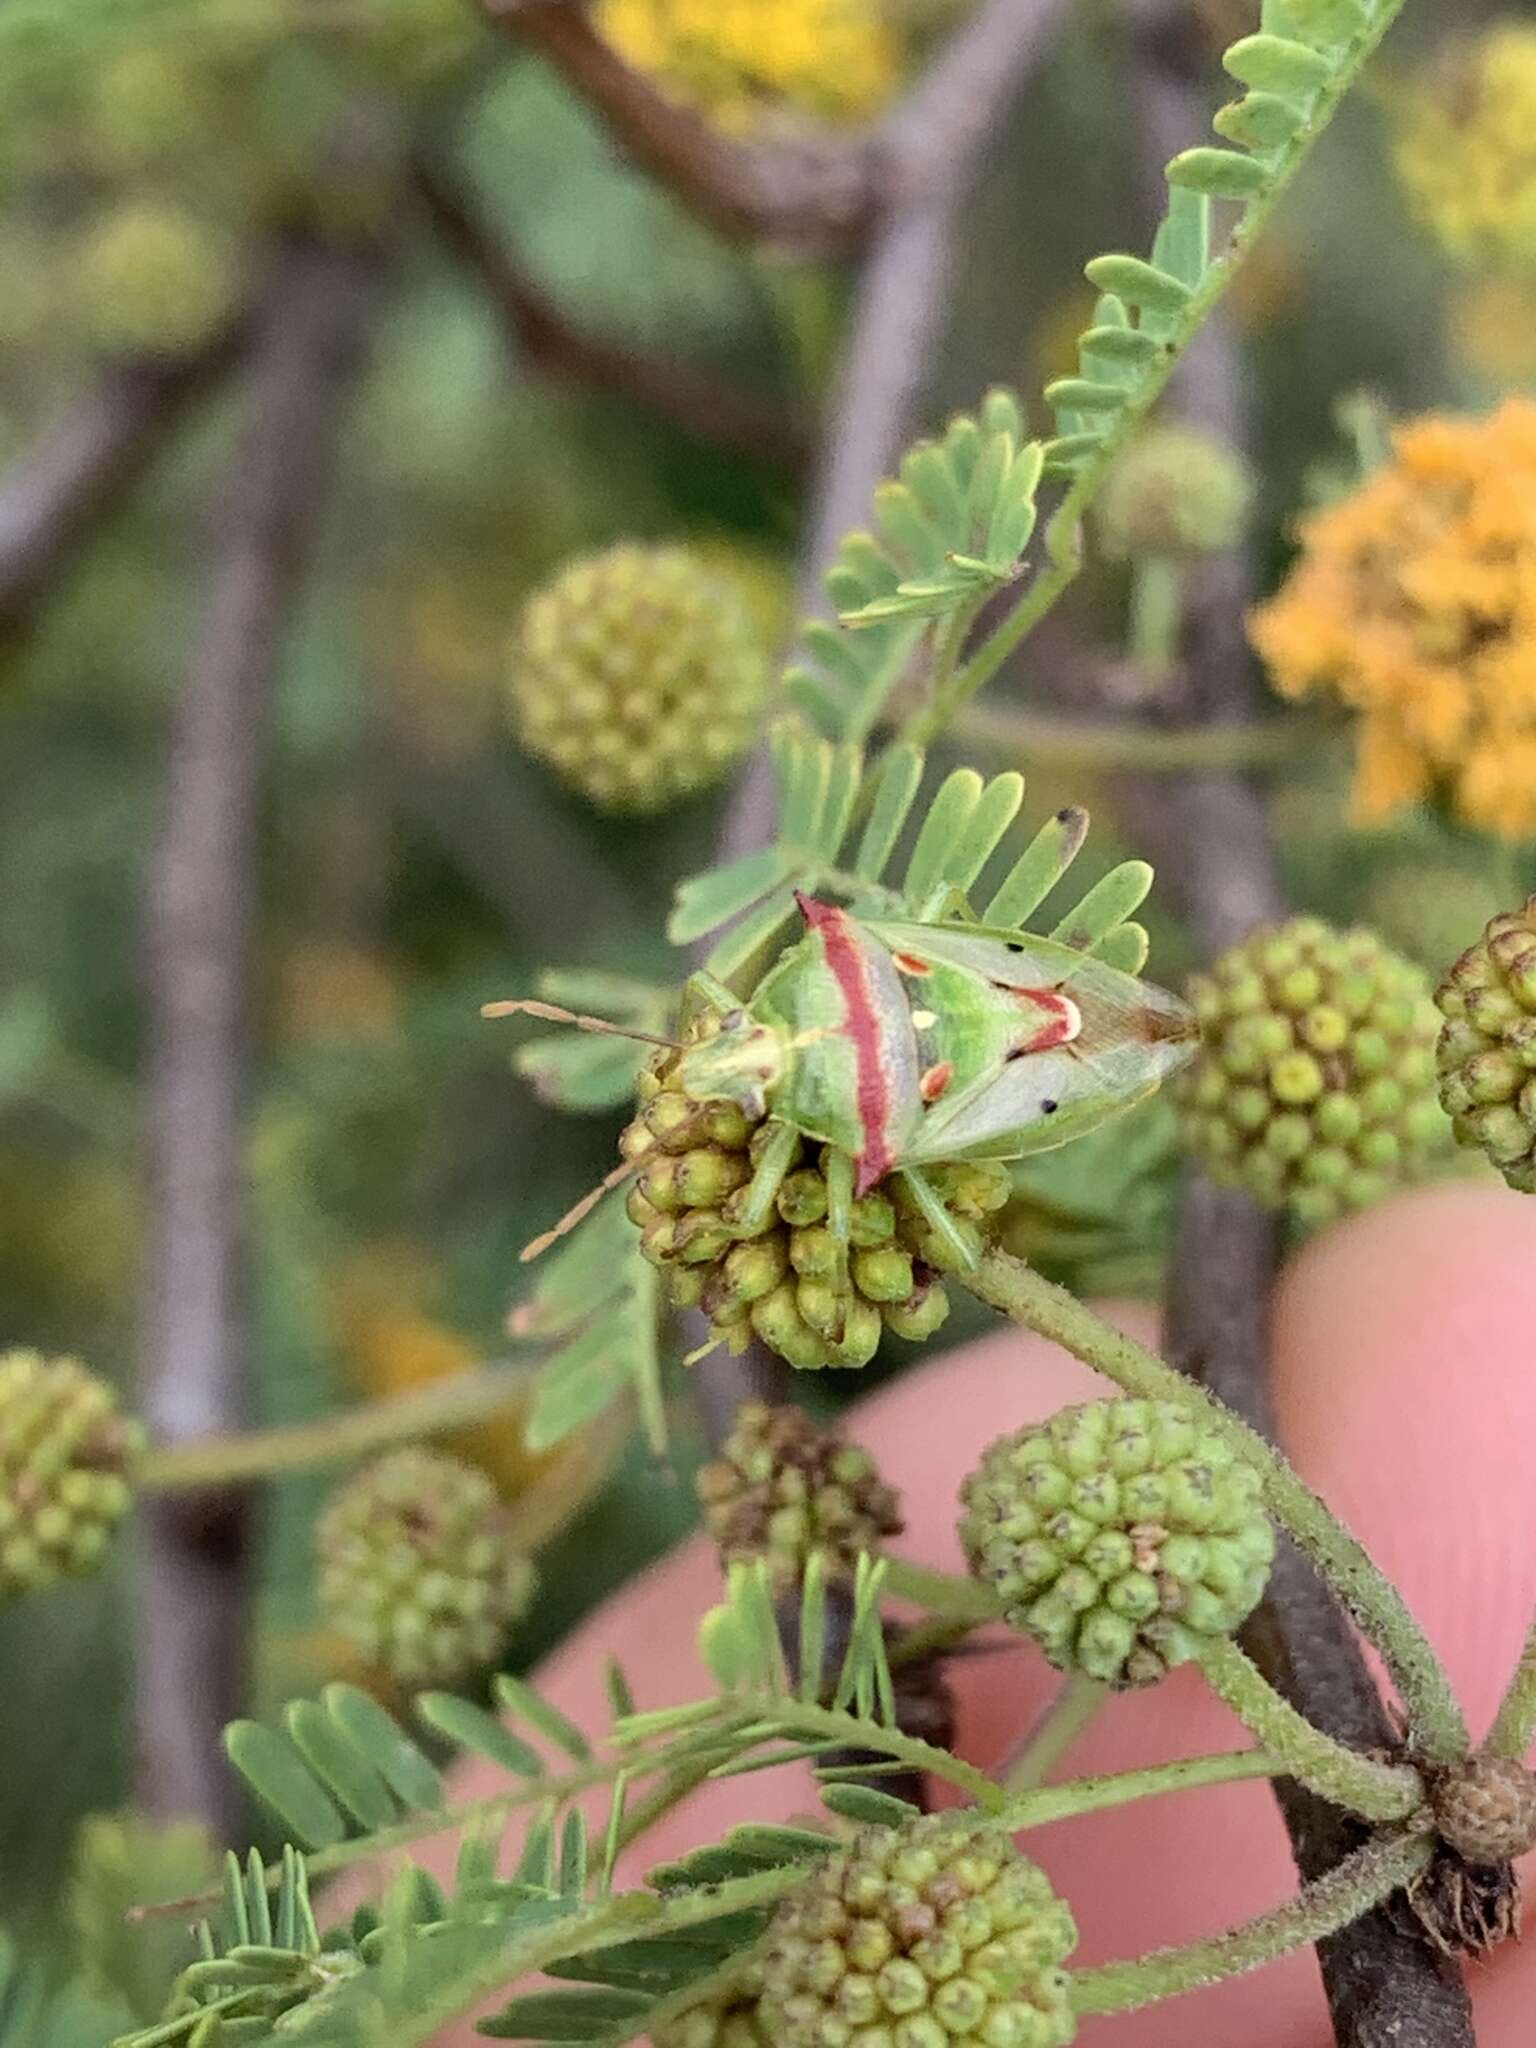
[412,156,811,476]
[1125,5,1475,2040]
[137,236,376,1832]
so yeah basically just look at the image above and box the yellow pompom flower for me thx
[1394,26,1536,272]
[596,0,900,131]
[1249,398,1536,842]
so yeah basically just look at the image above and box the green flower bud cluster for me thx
[0,1349,144,1599]
[758,1813,1078,2048]
[959,1398,1274,1688]
[315,1447,535,1688]
[1096,423,1252,560]
[1435,898,1536,1193]
[655,1963,770,2048]
[507,544,771,813]
[696,1400,903,1588]
[74,201,239,357]
[625,1018,1010,1369]
[1177,917,1448,1227]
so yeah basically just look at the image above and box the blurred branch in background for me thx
[412,157,813,477]
[483,0,875,252]
[1120,6,1475,2040]
[0,324,244,636]
[138,236,376,1833]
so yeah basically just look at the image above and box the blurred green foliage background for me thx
[0,0,1527,2021]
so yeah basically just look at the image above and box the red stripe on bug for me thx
[892,951,932,976]
[796,893,895,1194]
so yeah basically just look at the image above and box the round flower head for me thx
[316,1448,535,1688]
[625,1013,1009,1370]
[0,1350,144,1599]
[595,0,900,132]
[75,202,238,357]
[696,1400,902,1588]
[1249,399,1536,841]
[959,1398,1275,1687]
[1435,897,1536,1191]
[1394,27,1536,271]
[1096,423,1252,560]
[1430,1755,1536,1866]
[654,1963,770,2048]
[759,1813,1078,2048]
[1177,917,1449,1228]
[507,544,771,813]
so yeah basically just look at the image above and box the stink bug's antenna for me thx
[482,997,681,1052]
[520,1153,646,1264]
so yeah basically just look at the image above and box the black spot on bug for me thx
[1006,941,1025,954]
[1041,1099,1059,1115]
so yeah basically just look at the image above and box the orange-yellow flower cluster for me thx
[1394,25,1536,273]
[1249,398,1536,842]
[596,0,900,132]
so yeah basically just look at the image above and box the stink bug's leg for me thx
[897,1166,979,1272]
[520,1155,644,1264]
[824,1146,855,1285]
[730,1119,801,1239]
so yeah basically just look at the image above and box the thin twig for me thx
[1124,7,1475,2039]
[0,325,244,632]
[481,0,874,254]
[137,237,377,1832]
[412,156,812,476]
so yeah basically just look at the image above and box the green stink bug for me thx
[491,892,1197,1277]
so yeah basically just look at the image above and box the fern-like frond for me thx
[669,723,1151,983]
[783,389,1040,745]
[505,1198,664,1454]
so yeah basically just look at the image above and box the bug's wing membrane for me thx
[901,1038,1164,1162]
[864,914,1197,1164]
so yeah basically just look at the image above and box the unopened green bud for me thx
[316,1448,534,1688]
[1436,898,1536,1191]
[0,1350,144,1600]
[960,1398,1275,1687]
[1178,917,1449,1223]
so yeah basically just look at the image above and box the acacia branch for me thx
[412,157,811,475]
[481,0,874,253]
[0,325,243,633]
[1124,8,1473,2040]
[137,238,376,1831]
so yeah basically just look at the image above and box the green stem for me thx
[138,1361,535,1489]
[964,1250,1468,1763]
[1070,1829,1435,2018]
[1197,1638,1423,1823]
[955,704,1303,773]
[916,0,1414,734]
[883,1557,1005,1625]
[1127,553,1184,679]
[737,1697,1006,1812]
[1486,1613,1536,1761]
[1003,1673,1107,1796]
[896,594,989,751]
[1000,1745,1283,1833]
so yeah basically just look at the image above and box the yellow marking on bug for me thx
[910,1008,938,1031]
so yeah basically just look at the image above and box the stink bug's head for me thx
[675,1008,786,1119]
